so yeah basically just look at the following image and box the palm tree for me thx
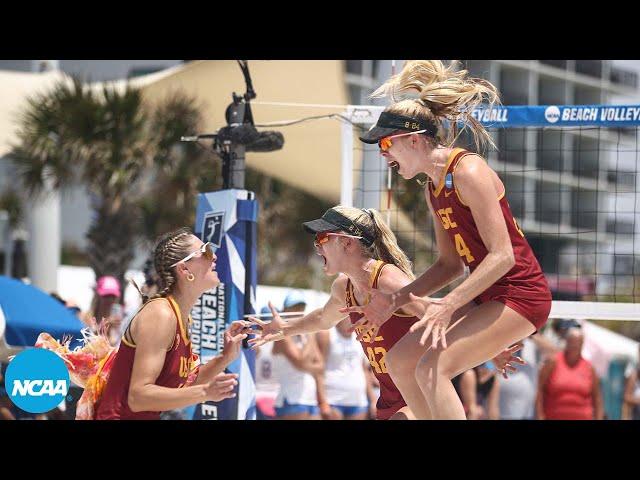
[9,77,208,289]
[9,74,340,295]
[0,189,23,229]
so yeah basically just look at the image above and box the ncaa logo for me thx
[545,106,561,124]
[202,212,225,249]
[5,349,70,413]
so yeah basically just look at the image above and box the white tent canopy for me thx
[581,320,639,377]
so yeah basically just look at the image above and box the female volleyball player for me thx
[247,206,523,420]
[95,227,252,420]
[340,60,552,420]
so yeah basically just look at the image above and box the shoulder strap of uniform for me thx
[370,260,387,290]
[449,148,472,175]
[345,278,353,307]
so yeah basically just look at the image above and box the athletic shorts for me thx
[274,398,319,417]
[476,292,551,332]
[330,404,368,417]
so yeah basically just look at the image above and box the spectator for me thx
[499,337,539,420]
[622,344,640,420]
[271,291,325,420]
[536,327,604,420]
[542,318,581,351]
[315,318,369,420]
[254,306,280,420]
[453,369,480,419]
[453,364,500,420]
[475,363,500,420]
[83,276,123,346]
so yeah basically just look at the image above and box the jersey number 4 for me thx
[454,233,475,263]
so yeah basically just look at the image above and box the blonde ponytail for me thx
[372,60,500,151]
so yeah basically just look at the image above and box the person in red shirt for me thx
[342,60,551,419]
[95,227,251,420]
[536,328,604,420]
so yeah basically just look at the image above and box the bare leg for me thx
[277,412,311,420]
[386,302,475,420]
[326,408,344,420]
[415,301,535,420]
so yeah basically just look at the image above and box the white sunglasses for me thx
[170,242,215,268]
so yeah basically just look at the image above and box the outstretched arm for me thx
[193,321,252,385]
[248,276,350,347]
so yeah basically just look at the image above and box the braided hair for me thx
[131,227,194,303]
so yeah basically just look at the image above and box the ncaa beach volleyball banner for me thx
[470,104,640,127]
[184,189,258,420]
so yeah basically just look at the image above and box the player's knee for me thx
[414,353,437,384]
[385,349,414,382]
[415,352,453,384]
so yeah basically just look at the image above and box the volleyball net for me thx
[341,104,640,324]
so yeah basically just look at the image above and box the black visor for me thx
[359,111,437,144]
[302,209,375,247]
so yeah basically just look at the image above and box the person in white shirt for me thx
[272,291,325,420]
[498,337,538,419]
[316,318,372,419]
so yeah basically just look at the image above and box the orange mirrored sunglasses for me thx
[378,129,427,152]
[314,232,364,248]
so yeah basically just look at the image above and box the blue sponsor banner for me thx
[469,104,640,128]
[186,189,258,420]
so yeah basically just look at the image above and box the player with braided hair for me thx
[94,227,252,419]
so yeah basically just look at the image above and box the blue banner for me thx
[469,104,640,128]
[185,189,258,420]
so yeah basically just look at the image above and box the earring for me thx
[187,273,195,282]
